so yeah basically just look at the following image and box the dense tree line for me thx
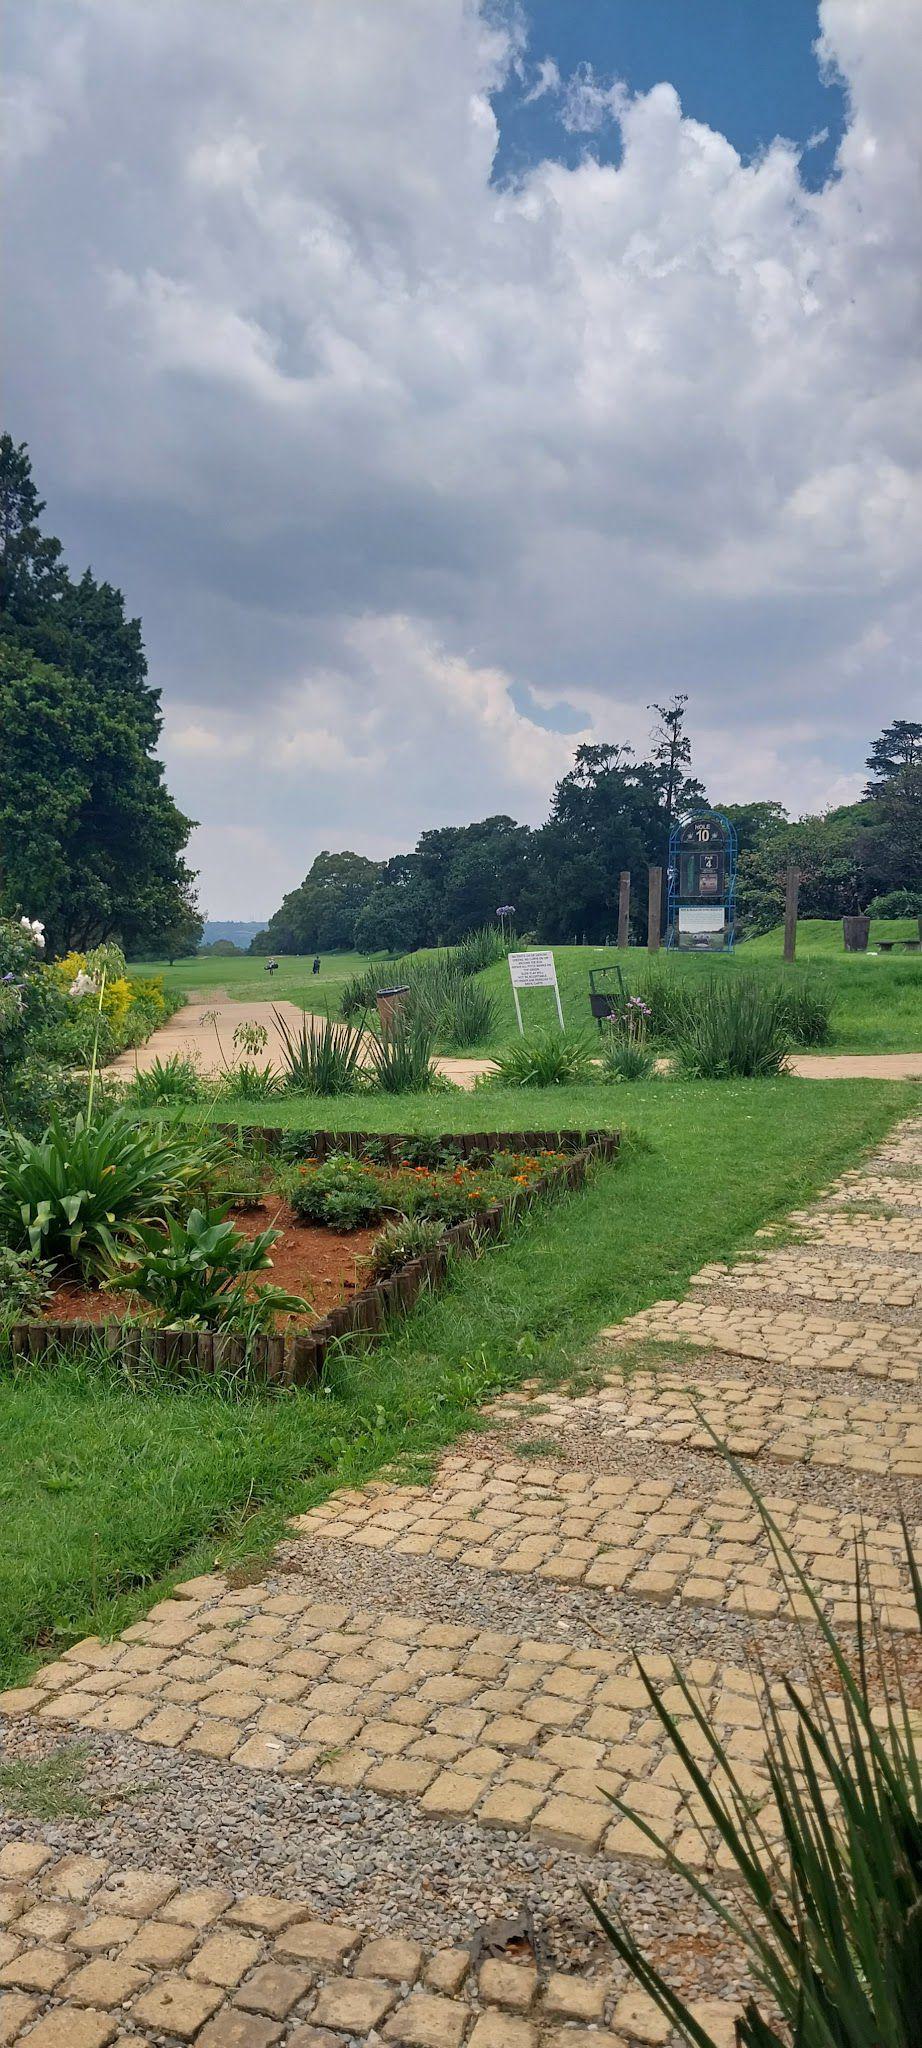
[0,435,201,957]
[255,711,921,954]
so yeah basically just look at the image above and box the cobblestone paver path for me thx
[2,1117,920,2045]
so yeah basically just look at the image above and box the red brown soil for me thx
[42,1200,380,1330]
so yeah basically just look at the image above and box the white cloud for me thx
[5,0,921,914]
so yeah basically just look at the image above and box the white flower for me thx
[20,916,46,948]
[69,970,97,998]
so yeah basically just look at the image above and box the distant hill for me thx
[200,920,266,950]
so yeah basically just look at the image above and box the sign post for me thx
[783,867,800,962]
[507,950,564,1034]
[647,866,662,952]
[666,812,737,950]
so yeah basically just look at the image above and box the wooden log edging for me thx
[9,1129,620,1389]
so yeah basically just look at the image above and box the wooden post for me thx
[783,866,800,962]
[647,866,662,952]
[617,870,631,948]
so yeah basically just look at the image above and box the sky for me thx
[5,0,921,918]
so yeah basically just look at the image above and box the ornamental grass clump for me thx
[776,973,834,1047]
[488,1028,595,1088]
[600,996,656,1082]
[437,976,498,1050]
[674,975,790,1078]
[364,1213,447,1280]
[129,1054,203,1106]
[273,1006,366,1095]
[366,1015,436,1093]
[589,1470,922,2048]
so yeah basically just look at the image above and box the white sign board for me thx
[507,950,564,1033]
[678,906,725,933]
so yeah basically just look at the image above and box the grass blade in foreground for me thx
[587,1457,922,2048]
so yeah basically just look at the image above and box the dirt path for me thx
[110,998,922,1089]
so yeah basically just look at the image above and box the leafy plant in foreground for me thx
[0,1112,223,1275]
[589,1467,922,2048]
[288,1154,385,1230]
[117,1206,307,1330]
[273,1006,366,1095]
[0,1243,55,1321]
[487,1028,595,1088]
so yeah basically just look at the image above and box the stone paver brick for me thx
[197,2013,284,2048]
[312,1972,400,2029]
[187,1929,262,1986]
[235,1960,315,2016]
[131,1973,225,2039]
[0,1991,40,2046]
[12,2011,118,2048]
[383,1989,470,2045]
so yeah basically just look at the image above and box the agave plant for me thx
[589,1464,922,2048]
[272,1006,366,1095]
[0,1111,224,1274]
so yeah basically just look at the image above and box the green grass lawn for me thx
[131,924,922,1056]
[129,950,374,1017]
[2,1077,913,1688]
[469,939,922,1055]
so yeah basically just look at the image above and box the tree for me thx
[131,885,205,963]
[535,741,702,942]
[251,851,380,953]
[648,695,702,834]
[0,435,200,956]
[864,720,922,795]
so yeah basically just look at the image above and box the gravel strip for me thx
[0,1718,753,2002]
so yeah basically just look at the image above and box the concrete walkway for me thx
[109,999,922,1089]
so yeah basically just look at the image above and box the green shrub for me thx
[129,1055,203,1106]
[118,1206,306,1330]
[866,889,922,919]
[674,976,790,1078]
[0,1112,223,1275]
[630,966,696,1042]
[0,1243,55,1322]
[590,1477,922,2048]
[600,1035,656,1082]
[288,1154,385,1230]
[777,973,834,1046]
[216,1060,281,1101]
[273,1007,366,1095]
[488,1029,595,1088]
[364,1213,447,1279]
[366,1016,435,1094]
[437,977,498,1050]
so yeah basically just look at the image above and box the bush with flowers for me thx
[0,914,182,1134]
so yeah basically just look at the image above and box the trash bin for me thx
[376,986,410,1031]
[842,916,870,952]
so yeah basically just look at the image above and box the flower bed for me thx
[8,1126,619,1385]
